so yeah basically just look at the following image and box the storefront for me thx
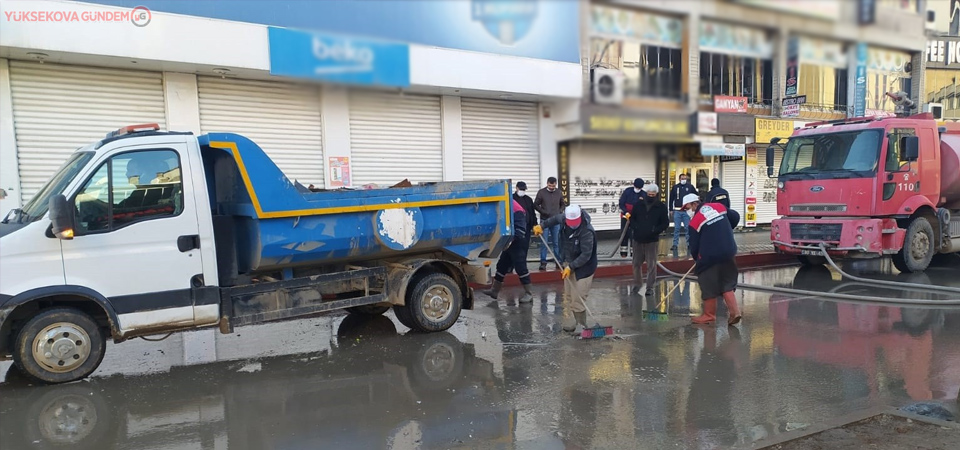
[0,0,580,211]
[924,37,960,121]
[561,105,693,231]
[697,111,753,222]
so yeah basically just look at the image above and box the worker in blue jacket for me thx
[668,173,698,252]
[617,178,644,257]
[684,193,742,327]
[484,200,534,303]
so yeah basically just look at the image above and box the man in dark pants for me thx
[534,176,566,271]
[513,181,535,235]
[686,193,742,326]
[668,173,698,252]
[617,178,644,257]
[484,199,534,303]
[706,178,731,209]
[535,205,598,334]
[629,184,670,296]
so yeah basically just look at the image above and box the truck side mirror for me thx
[903,136,919,161]
[49,194,76,240]
[766,145,776,177]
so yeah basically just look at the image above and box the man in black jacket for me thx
[628,184,670,296]
[513,181,535,234]
[686,194,742,326]
[535,205,597,334]
[706,178,731,209]
[668,173,698,252]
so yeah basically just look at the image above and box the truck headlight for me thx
[778,181,785,189]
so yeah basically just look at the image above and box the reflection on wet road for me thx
[2,265,959,449]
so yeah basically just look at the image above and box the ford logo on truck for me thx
[810,185,824,192]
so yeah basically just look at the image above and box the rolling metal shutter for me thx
[349,91,442,187]
[569,141,656,232]
[197,76,324,187]
[8,61,166,203]
[721,159,746,221]
[461,98,540,191]
[756,149,783,224]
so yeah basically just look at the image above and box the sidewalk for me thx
[526,229,773,266]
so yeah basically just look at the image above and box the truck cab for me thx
[768,112,959,273]
[1,124,511,384]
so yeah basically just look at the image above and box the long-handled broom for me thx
[642,263,695,321]
[538,233,613,339]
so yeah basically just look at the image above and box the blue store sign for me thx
[268,27,410,88]
[853,42,868,117]
[471,0,538,45]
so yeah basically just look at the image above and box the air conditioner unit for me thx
[926,103,944,120]
[591,68,624,106]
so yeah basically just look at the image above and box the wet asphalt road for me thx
[1,264,959,450]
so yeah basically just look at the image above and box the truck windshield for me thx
[779,129,882,179]
[12,151,94,224]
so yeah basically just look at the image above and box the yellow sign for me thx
[746,212,757,221]
[747,204,756,213]
[588,115,690,136]
[755,118,795,144]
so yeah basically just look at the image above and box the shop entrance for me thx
[675,163,713,200]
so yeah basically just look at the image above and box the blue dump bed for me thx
[197,134,512,273]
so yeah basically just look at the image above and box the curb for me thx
[474,252,795,288]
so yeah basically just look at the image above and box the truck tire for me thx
[892,217,935,273]
[345,305,390,316]
[797,255,827,266]
[14,308,106,384]
[398,273,462,332]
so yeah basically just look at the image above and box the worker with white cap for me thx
[534,204,598,334]
[684,194,743,326]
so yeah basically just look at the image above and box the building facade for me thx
[0,0,582,215]
[560,0,929,230]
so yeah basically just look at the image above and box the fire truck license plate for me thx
[800,250,819,256]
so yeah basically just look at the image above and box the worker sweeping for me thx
[484,199,534,303]
[534,205,598,334]
[685,193,743,326]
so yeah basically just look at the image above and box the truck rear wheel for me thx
[398,273,462,332]
[14,308,107,384]
[892,217,935,273]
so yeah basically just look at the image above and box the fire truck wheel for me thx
[892,217,934,273]
[14,308,106,384]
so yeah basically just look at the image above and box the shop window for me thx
[797,64,848,112]
[593,37,682,101]
[74,149,184,234]
[699,52,773,105]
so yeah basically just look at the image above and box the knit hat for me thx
[564,205,582,228]
[516,181,527,191]
[682,193,700,208]
[633,178,645,188]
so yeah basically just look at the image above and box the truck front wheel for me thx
[892,217,935,273]
[14,308,107,384]
[398,273,462,332]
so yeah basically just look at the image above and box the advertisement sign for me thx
[591,5,682,47]
[269,27,410,87]
[785,36,799,97]
[582,105,691,139]
[782,95,807,106]
[700,143,746,157]
[755,118,794,144]
[328,157,351,188]
[699,21,774,59]
[698,112,718,134]
[733,0,840,21]
[714,96,749,113]
[88,0,579,63]
[558,142,570,206]
[745,147,758,227]
[782,104,800,118]
[858,0,876,25]
[854,43,868,117]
